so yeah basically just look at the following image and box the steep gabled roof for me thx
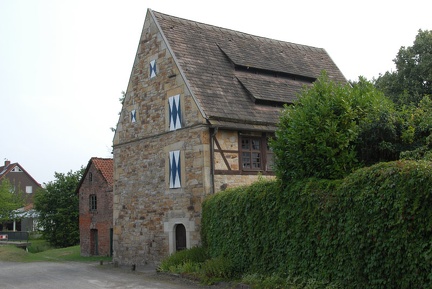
[0,161,42,188]
[92,158,114,187]
[151,10,346,130]
[76,157,113,193]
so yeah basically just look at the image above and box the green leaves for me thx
[202,160,432,288]
[0,179,25,222]
[272,72,396,182]
[375,29,432,106]
[34,168,83,248]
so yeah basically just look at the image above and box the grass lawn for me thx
[0,244,112,263]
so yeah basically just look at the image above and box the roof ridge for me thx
[151,10,324,52]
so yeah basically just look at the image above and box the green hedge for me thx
[202,160,432,288]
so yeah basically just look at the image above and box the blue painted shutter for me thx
[169,95,181,130]
[150,60,157,78]
[169,150,181,188]
[131,110,136,123]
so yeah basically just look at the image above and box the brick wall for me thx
[78,162,113,256]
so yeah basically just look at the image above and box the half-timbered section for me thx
[113,9,345,266]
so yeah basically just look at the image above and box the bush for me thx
[202,160,432,288]
[271,73,397,182]
[201,256,234,279]
[158,246,209,272]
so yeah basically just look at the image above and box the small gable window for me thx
[89,194,97,212]
[11,166,22,172]
[131,110,137,123]
[89,172,93,182]
[150,60,157,79]
[169,150,181,188]
[168,95,181,131]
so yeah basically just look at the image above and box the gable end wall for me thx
[113,11,210,266]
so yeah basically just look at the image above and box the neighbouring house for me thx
[77,157,113,256]
[112,9,346,266]
[0,160,42,232]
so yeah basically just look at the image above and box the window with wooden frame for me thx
[89,194,97,212]
[239,133,274,172]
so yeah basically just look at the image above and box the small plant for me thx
[201,256,234,279]
[158,246,208,272]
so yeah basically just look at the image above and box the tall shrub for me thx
[202,160,432,288]
[271,73,396,183]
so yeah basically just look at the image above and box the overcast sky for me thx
[0,0,431,185]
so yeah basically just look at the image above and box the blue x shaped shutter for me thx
[169,150,181,188]
[149,60,157,78]
[131,110,136,123]
[169,95,181,130]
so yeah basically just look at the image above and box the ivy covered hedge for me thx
[202,160,432,288]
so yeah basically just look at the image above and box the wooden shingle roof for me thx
[152,10,346,130]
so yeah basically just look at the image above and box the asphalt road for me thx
[0,261,232,289]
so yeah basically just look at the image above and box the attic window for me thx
[150,60,157,78]
[11,166,22,172]
[168,95,182,131]
[131,110,137,123]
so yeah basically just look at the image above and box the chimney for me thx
[4,160,10,167]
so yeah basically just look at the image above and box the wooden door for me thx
[175,224,186,251]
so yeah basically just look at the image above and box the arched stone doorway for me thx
[175,224,186,251]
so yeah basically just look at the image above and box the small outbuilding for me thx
[77,157,113,256]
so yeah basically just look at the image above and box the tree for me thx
[271,73,397,182]
[398,96,432,160]
[0,179,24,224]
[375,29,432,106]
[34,168,83,247]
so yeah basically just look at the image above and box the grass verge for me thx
[0,244,112,263]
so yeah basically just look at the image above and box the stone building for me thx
[77,157,113,256]
[113,9,346,266]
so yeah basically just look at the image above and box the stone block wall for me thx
[113,125,211,265]
[113,10,275,266]
[113,11,210,265]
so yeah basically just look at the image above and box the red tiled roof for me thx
[91,157,114,187]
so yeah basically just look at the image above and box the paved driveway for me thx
[0,261,230,289]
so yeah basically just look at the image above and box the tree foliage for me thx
[0,179,25,223]
[398,96,432,160]
[34,168,83,247]
[271,73,397,182]
[375,29,432,106]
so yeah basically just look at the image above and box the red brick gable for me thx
[90,158,113,188]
